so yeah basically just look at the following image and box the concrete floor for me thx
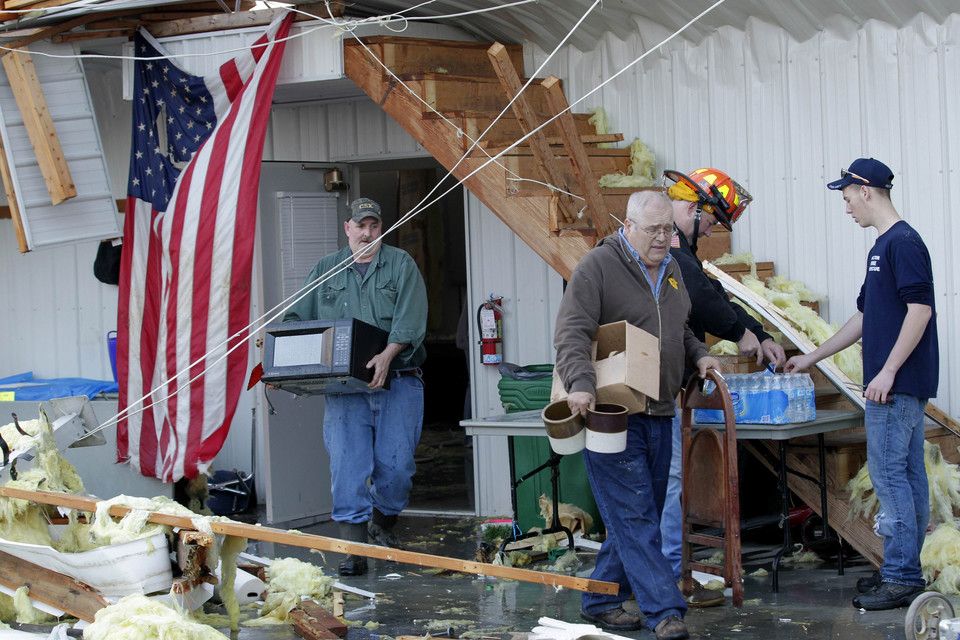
[205,512,952,640]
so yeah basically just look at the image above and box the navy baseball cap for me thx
[349,198,382,222]
[827,158,894,191]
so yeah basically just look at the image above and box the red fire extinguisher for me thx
[477,295,504,365]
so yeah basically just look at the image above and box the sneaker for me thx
[685,580,725,608]
[852,582,924,610]
[856,570,882,593]
[654,615,689,640]
[579,607,646,631]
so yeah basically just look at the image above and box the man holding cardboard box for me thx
[554,190,721,640]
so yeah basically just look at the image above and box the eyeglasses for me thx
[841,168,869,184]
[639,225,674,238]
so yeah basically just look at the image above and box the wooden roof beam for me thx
[145,2,342,38]
[1,48,76,205]
[542,75,615,237]
[487,42,584,228]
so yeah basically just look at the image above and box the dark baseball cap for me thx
[827,158,894,191]
[349,198,382,222]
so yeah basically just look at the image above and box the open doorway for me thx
[353,159,473,514]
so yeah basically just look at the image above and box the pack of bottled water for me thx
[694,372,816,425]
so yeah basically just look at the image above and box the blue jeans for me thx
[323,374,424,524]
[865,393,928,587]
[581,413,686,629]
[660,414,683,581]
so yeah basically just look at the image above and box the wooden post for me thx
[0,487,619,595]
[1,48,76,205]
[541,75,614,237]
[487,42,582,227]
[0,131,29,252]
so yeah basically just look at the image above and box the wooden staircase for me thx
[343,36,732,279]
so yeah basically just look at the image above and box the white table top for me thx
[461,409,864,440]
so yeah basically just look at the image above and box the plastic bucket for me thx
[541,400,585,455]
[585,403,628,453]
[107,331,118,382]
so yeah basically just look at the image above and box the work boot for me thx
[337,522,369,577]
[684,580,725,608]
[579,607,646,631]
[654,615,689,640]
[856,570,882,593]
[852,582,924,610]
[368,508,404,549]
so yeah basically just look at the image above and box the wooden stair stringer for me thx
[344,41,592,279]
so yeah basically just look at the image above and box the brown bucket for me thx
[585,403,628,453]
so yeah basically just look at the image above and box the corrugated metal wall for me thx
[464,194,565,515]
[527,12,959,417]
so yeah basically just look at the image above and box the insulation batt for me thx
[597,138,656,188]
[587,107,610,147]
[83,594,230,639]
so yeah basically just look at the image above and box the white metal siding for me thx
[464,193,565,516]
[526,12,959,417]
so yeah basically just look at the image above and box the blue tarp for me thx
[0,372,118,401]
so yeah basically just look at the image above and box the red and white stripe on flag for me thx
[117,14,294,481]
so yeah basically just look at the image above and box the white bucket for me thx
[541,400,585,455]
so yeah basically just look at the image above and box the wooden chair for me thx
[680,369,742,607]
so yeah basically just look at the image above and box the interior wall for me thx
[526,12,960,417]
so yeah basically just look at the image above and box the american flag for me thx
[117,14,293,481]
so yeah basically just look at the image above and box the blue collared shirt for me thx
[618,226,672,298]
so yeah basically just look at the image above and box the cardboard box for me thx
[551,320,660,414]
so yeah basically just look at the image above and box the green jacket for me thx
[283,244,428,369]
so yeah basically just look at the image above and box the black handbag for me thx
[93,239,122,285]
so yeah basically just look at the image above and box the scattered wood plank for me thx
[0,550,107,622]
[0,132,28,252]
[297,599,348,637]
[0,487,619,595]
[487,42,581,226]
[542,75,613,237]
[1,49,76,205]
[0,8,145,50]
[52,29,136,43]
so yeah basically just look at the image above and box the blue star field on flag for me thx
[128,31,217,211]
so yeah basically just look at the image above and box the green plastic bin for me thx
[498,365,600,534]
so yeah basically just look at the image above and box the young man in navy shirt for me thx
[786,158,938,610]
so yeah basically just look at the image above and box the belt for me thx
[392,368,423,382]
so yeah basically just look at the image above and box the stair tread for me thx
[397,71,552,83]
[346,36,521,51]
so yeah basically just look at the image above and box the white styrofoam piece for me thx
[0,531,172,598]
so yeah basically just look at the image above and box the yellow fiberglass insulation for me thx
[847,442,960,528]
[265,557,335,601]
[218,534,247,631]
[244,591,300,627]
[83,593,230,640]
[737,273,863,384]
[0,586,59,626]
[587,107,610,147]
[713,252,758,278]
[921,523,960,594]
[0,418,41,453]
[598,138,657,188]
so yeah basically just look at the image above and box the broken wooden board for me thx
[0,487,619,595]
[293,599,348,638]
[0,549,107,622]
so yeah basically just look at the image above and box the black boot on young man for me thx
[337,522,369,576]
[856,570,882,593]
[852,582,924,610]
[368,508,404,549]
[579,607,645,631]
